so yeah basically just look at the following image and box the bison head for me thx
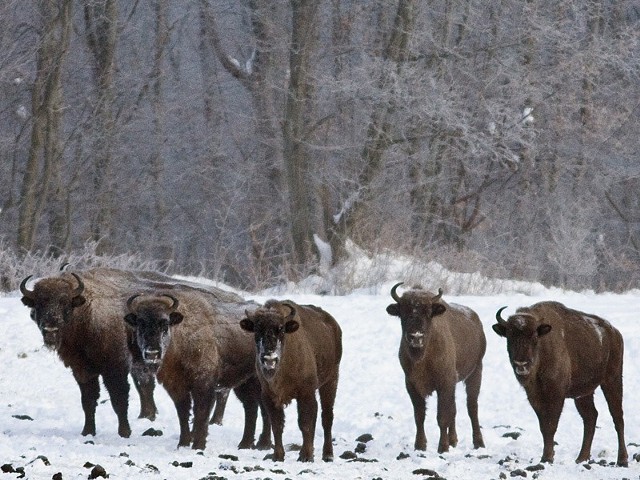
[240,302,299,380]
[20,273,86,350]
[124,294,183,366]
[386,282,445,359]
[492,306,552,378]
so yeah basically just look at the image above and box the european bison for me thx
[240,300,342,462]
[19,268,171,437]
[493,301,628,466]
[386,283,485,453]
[124,292,271,451]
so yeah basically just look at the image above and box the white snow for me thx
[1,277,639,479]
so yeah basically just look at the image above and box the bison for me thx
[240,300,342,462]
[123,291,271,451]
[493,301,628,466]
[19,268,169,437]
[386,282,486,453]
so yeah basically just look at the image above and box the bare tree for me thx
[17,0,72,252]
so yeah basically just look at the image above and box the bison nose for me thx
[144,349,162,363]
[513,361,530,376]
[43,326,59,332]
[261,352,279,371]
[407,332,424,348]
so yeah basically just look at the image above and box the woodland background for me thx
[1,0,639,292]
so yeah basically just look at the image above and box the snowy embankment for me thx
[1,281,640,479]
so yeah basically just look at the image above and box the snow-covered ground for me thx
[1,279,639,479]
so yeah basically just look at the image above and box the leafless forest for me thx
[1,0,639,292]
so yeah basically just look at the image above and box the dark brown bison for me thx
[123,292,271,451]
[493,301,628,466]
[240,300,342,462]
[386,283,485,453]
[19,268,171,437]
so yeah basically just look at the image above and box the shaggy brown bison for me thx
[20,268,170,437]
[240,300,342,462]
[386,282,485,453]
[124,292,271,451]
[493,301,628,466]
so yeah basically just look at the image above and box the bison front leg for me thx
[131,362,158,421]
[574,395,598,464]
[233,379,260,449]
[172,394,193,448]
[77,376,100,436]
[534,399,564,463]
[263,394,286,461]
[406,381,427,450]
[436,387,457,453]
[297,394,318,462]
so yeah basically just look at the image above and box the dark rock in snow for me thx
[355,442,367,453]
[502,432,521,440]
[88,464,108,479]
[356,433,374,443]
[141,427,163,437]
[218,454,238,461]
[339,451,357,460]
[52,473,63,480]
[412,467,439,476]
[12,414,34,421]
[509,469,527,477]
[396,452,410,460]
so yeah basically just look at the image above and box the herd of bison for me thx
[16,267,629,467]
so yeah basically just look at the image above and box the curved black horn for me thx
[285,303,296,319]
[70,273,85,297]
[161,294,179,311]
[433,287,444,302]
[127,294,143,310]
[390,282,404,302]
[496,306,508,324]
[59,262,70,272]
[20,276,34,297]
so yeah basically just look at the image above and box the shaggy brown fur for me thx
[386,283,486,453]
[124,292,271,451]
[240,300,342,462]
[493,301,628,466]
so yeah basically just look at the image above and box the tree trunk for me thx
[17,0,72,252]
[84,0,117,254]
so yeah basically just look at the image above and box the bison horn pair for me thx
[127,293,179,310]
[20,272,84,298]
[390,283,444,303]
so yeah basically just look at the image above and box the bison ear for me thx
[492,323,507,337]
[169,312,184,326]
[386,304,400,317]
[71,296,86,308]
[124,313,139,327]
[284,319,299,333]
[240,318,255,332]
[432,303,446,317]
[21,297,35,308]
[537,324,552,337]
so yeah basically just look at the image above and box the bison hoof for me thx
[237,439,254,450]
[297,453,314,462]
[255,438,273,451]
[81,427,96,436]
[322,455,334,462]
[118,427,132,438]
